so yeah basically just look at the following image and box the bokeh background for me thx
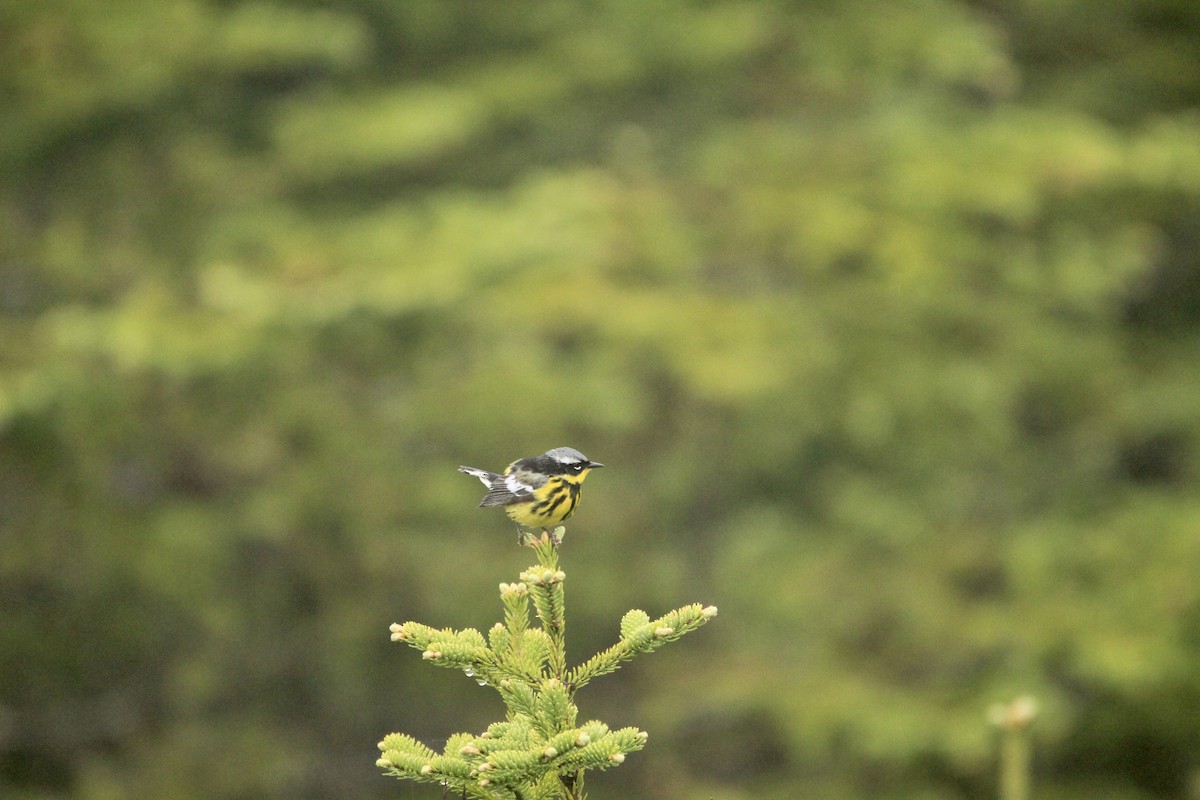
[4,1,1200,798]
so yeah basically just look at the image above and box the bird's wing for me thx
[477,472,537,507]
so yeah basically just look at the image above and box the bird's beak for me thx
[588,461,605,469]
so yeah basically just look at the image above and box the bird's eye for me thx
[571,463,584,472]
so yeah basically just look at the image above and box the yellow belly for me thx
[505,478,581,528]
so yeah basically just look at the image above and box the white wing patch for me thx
[504,473,535,497]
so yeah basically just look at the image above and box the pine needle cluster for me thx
[378,530,717,799]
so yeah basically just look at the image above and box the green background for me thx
[3,1,1200,798]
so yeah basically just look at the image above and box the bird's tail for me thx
[458,465,499,487]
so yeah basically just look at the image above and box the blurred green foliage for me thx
[2,1,1199,799]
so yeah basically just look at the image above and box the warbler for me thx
[458,447,604,543]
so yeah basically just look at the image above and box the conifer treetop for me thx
[379,528,716,799]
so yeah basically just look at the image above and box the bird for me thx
[458,447,604,543]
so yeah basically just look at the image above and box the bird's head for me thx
[544,446,604,479]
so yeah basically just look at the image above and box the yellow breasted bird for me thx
[459,447,604,543]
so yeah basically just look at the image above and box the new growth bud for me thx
[521,568,563,585]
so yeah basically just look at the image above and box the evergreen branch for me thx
[500,582,531,643]
[521,533,570,679]
[568,604,717,688]
[568,606,715,690]
[523,566,567,678]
